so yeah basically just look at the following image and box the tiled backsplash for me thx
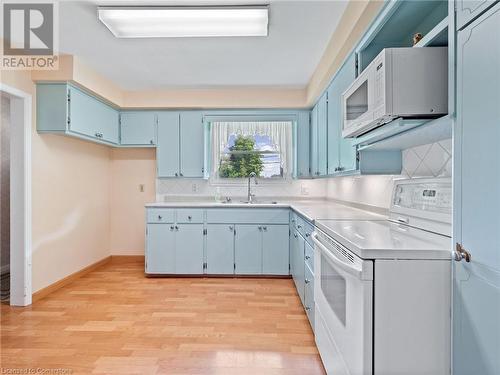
[157,139,452,209]
[157,178,328,200]
[327,139,453,209]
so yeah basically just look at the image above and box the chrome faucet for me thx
[247,172,258,203]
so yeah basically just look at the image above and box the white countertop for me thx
[315,219,452,260]
[145,199,387,223]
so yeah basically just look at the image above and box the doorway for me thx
[0,84,32,306]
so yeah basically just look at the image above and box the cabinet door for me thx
[296,111,310,178]
[310,105,319,176]
[456,0,498,30]
[180,111,204,177]
[206,224,235,275]
[328,53,357,174]
[296,234,306,305]
[262,225,289,275]
[120,112,156,146]
[175,224,204,274]
[304,261,315,330]
[69,86,119,144]
[157,112,180,177]
[317,92,328,176]
[234,225,262,274]
[454,5,500,375]
[146,224,175,274]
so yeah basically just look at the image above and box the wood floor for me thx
[1,259,325,374]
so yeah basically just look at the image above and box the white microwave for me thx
[342,47,448,138]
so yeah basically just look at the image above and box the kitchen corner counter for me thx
[145,199,387,224]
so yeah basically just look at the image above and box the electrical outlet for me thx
[139,184,145,193]
[300,184,309,196]
[192,183,198,193]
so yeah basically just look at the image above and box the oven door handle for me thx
[312,231,364,280]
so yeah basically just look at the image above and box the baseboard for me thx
[32,256,112,302]
[110,255,145,264]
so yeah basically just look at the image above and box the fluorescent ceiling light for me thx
[98,6,269,38]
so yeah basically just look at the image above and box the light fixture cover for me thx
[98,6,269,38]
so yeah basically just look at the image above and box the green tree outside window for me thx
[219,135,264,178]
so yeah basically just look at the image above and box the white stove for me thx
[312,178,452,375]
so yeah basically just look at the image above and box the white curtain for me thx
[210,121,293,179]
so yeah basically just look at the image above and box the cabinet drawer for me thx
[304,262,315,330]
[176,209,204,223]
[206,208,290,224]
[147,209,175,223]
[305,240,314,272]
[304,223,314,248]
[296,215,314,239]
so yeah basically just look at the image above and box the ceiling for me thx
[59,1,348,90]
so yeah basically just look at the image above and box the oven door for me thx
[312,231,374,375]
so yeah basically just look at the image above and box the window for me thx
[210,121,292,181]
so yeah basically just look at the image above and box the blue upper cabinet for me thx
[310,104,319,176]
[157,112,180,177]
[327,53,357,174]
[37,83,119,145]
[317,92,328,176]
[157,111,205,178]
[310,93,328,177]
[179,111,204,178]
[456,0,498,30]
[68,85,119,144]
[120,111,157,146]
[295,111,310,178]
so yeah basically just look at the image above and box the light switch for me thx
[139,184,145,192]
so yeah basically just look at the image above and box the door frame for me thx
[1,83,32,306]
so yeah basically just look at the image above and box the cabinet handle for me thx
[263,226,267,231]
[305,255,311,260]
[158,215,162,220]
[175,173,178,177]
[150,140,154,144]
[305,279,310,284]
[297,225,302,229]
[179,173,184,177]
[305,233,310,238]
[258,226,262,231]
[229,226,234,231]
[293,233,298,238]
[188,216,192,220]
[170,225,174,231]
[175,225,179,231]
[305,306,311,311]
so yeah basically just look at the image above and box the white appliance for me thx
[312,178,452,375]
[342,47,448,138]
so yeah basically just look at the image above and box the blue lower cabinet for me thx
[304,262,315,330]
[294,232,306,305]
[235,225,262,274]
[262,225,290,275]
[175,224,204,274]
[146,224,175,274]
[206,224,235,274]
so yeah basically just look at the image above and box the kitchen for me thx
[0,0,498,374]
